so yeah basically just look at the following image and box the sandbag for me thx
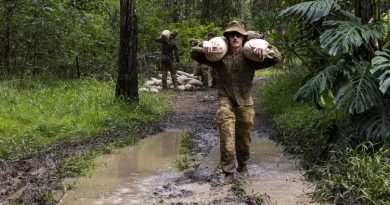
[204,37,228,62]
[187,78,203,86]
[243,39,275,62]
[161,30,171,40]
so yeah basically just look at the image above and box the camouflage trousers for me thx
[217,97,255,173]
[161,58,178,89]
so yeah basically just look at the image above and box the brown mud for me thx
[1,77,324,205]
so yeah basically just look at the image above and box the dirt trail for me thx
[145,77,323,204]
[1,77,324,205]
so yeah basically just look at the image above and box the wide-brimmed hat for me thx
[223,20,248,37]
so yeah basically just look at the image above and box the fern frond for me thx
[320,21,383,56]
[371,49,390,94]
[277,0,338,23]
[334,61,383,114]
[294,64,340,104]
[356,103,390,141]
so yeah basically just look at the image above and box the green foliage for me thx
[277,0,338,23]
[175,131,194,171]
[276,0,390,142]
[334,61,383,115]
[320,21,383,56]
[0,78,170,159]
[59,149,101,177]
[231,182,271,205]
[371,49,390,94]
[310,142,390,205]
[257,69,342,164]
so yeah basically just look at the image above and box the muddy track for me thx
[1,77,319,205]
[0,87,219,204]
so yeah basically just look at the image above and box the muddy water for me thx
[59,130,182,205]
[244,134,323,205]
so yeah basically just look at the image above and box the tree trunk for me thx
[355,0,375,24]
[116,0,138,102]
[240,0,244,20]
[4,1,13,76]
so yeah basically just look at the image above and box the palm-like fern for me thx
[320,21,383,56]
[278,0,389,141]
[334,61,383,114]
[371,49,390,94]
[294,63,340,105]
[277,0,339,23]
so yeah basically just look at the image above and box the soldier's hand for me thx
[202,41,213,54]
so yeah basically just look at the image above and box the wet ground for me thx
[1,77,327,205]
[58,77,326,205]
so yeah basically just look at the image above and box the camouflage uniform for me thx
[193,62,209,87]
[191,25,281,174]
[156,32,180,89]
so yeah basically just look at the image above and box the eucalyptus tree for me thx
[277,0,389,144]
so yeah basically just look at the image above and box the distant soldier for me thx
[190,32,218,89]
[156,30,180,89]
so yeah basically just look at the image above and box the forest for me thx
[0,0,389,204]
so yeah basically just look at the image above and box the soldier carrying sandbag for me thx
[191,20,282,181]
[156,29,180,90]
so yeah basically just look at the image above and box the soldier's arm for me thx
[253,45,282,69]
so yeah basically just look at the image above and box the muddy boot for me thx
[223,172,235,184]
[237,164,248,173]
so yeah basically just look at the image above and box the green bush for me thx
[311,142,390,205]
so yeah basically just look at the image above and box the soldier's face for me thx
[228,32,243,48]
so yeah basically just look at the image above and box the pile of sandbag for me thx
[139,70,204,93]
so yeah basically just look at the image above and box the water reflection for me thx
[60,131,182,205]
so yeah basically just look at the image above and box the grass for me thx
[231,181,271,205]
[0,77,171,160]
[175,130,194,171]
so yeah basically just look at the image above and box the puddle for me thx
[59,130,182,205]
[245,135,323,205]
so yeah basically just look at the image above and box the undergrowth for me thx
[256,68,389,204]
[0,77,170,160]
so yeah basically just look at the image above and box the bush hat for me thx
[223,20,248,37]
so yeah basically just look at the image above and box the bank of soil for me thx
[1,77,321,205]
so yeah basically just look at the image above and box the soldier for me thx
[156,30,180,89]
[191,20,281,179]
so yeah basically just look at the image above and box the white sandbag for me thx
[187,78,203,86]
[176,70,194,78]
[161,30,171,40]
[151,77,162,85]
[155,86,163,91]
[149,87,159,93]
[204,37,228,62]
[184,84,193,91]
[178,85,186,91]
[139,87,149,92]
[243,39,275,62]
[144,80,154,88]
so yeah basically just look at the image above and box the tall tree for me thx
[355,0,375,24]
[116,0,138,101]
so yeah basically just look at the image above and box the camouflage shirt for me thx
[191,46,281,106]
[156,38,180,62]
